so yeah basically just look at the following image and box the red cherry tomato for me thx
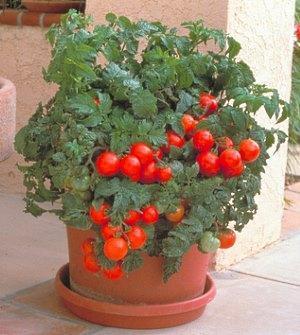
[101,225,122,240]
[196,152,220,177]
[219,149,244,178]
[181,114,197,134]
[199,93,218,115]
[120,154,142,181]
[130,142,154,166]
[163,131,185,153]
[157,166,173,183]
[218,229,236,249]
[81,238,95,255]
[84,254,101,273]
[124,209,141,225]
[140,161,158,184]
[89,202,111,225]
[142,205,159,224]
[239,139,260,163]
[295,24,300,40]
[154,148,163,160]
[103,264,124,280]
[193,130,214,152]
[94,97,101,106]
[103,237,128,261]
[95,151,120,177]
[126,226,147,249]
[217,137,234,154]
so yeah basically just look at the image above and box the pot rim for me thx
[55,263,217,317]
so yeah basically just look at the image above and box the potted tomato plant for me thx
[15,11,289,329]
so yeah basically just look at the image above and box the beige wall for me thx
[216,0,295,268]
[0,26,56,193]
[0,0,295,266]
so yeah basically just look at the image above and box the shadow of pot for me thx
[0,77,16,162]
[55,227,217,329]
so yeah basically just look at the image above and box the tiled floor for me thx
[0,183,300,335]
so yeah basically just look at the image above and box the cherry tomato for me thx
[295,24,300,40]
[71,175,90,192]
[95,151,120,177]
[104,237,128,261]
[94,97,101,106]
[154,148,163,160]
[200,231,220,253]
[163,131,185,153]
[156,166,173,183]
[103,264,124,280]
[193,130,214,152]
[120,154,142,181]
[140,161,158,184]
[130,142,154,166]
[126,226,147,249]
[165,204,185,223]
[89,203,111,225]
[217,137,234,154]
[81,238,95,255]
[124,209,141,225]
[199,93,218,115]
[239,139,260,163]
[181,114,197,133]
[84,254,101,273]
[196,152,220,177]
[218,228,236,249]
[142,205,159,224]
[219,149,244,178]
[101,225,122,240]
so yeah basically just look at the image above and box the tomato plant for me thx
[15,12,289,282]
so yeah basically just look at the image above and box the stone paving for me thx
[0,184,300,335]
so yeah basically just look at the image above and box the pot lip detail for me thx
[55,263,217,317]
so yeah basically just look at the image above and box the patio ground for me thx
[0,183,299,335]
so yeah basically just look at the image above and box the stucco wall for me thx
[216,0,295,268]
[0,26,55,193]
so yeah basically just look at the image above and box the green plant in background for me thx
[15,11,289,282]
[1,0,21,9]
[290,0,300,144]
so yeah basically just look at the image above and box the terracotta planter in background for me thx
[21,0,85,13]
[55,227,216,329]
[0,78,16,162]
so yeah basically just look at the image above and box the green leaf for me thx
[226,37,241,59]
[123,252,143,273]
[130,89,158,118]
[163,256,182,282]
[176,91,195,114]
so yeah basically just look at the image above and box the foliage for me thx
[290,0,300,144]
[15,11,289,281]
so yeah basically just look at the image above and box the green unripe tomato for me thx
[71,175,91,192]
[199,231,220,253]
[63,176,72,189]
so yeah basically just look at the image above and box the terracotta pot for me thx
[0,78,16,162]
[21,0,85,13]
[55,227,216,328]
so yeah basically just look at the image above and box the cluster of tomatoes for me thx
[82,203,160,279]
[182,92,261,178]
[95,142,173,184]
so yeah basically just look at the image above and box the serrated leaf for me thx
[130,89,158,118]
